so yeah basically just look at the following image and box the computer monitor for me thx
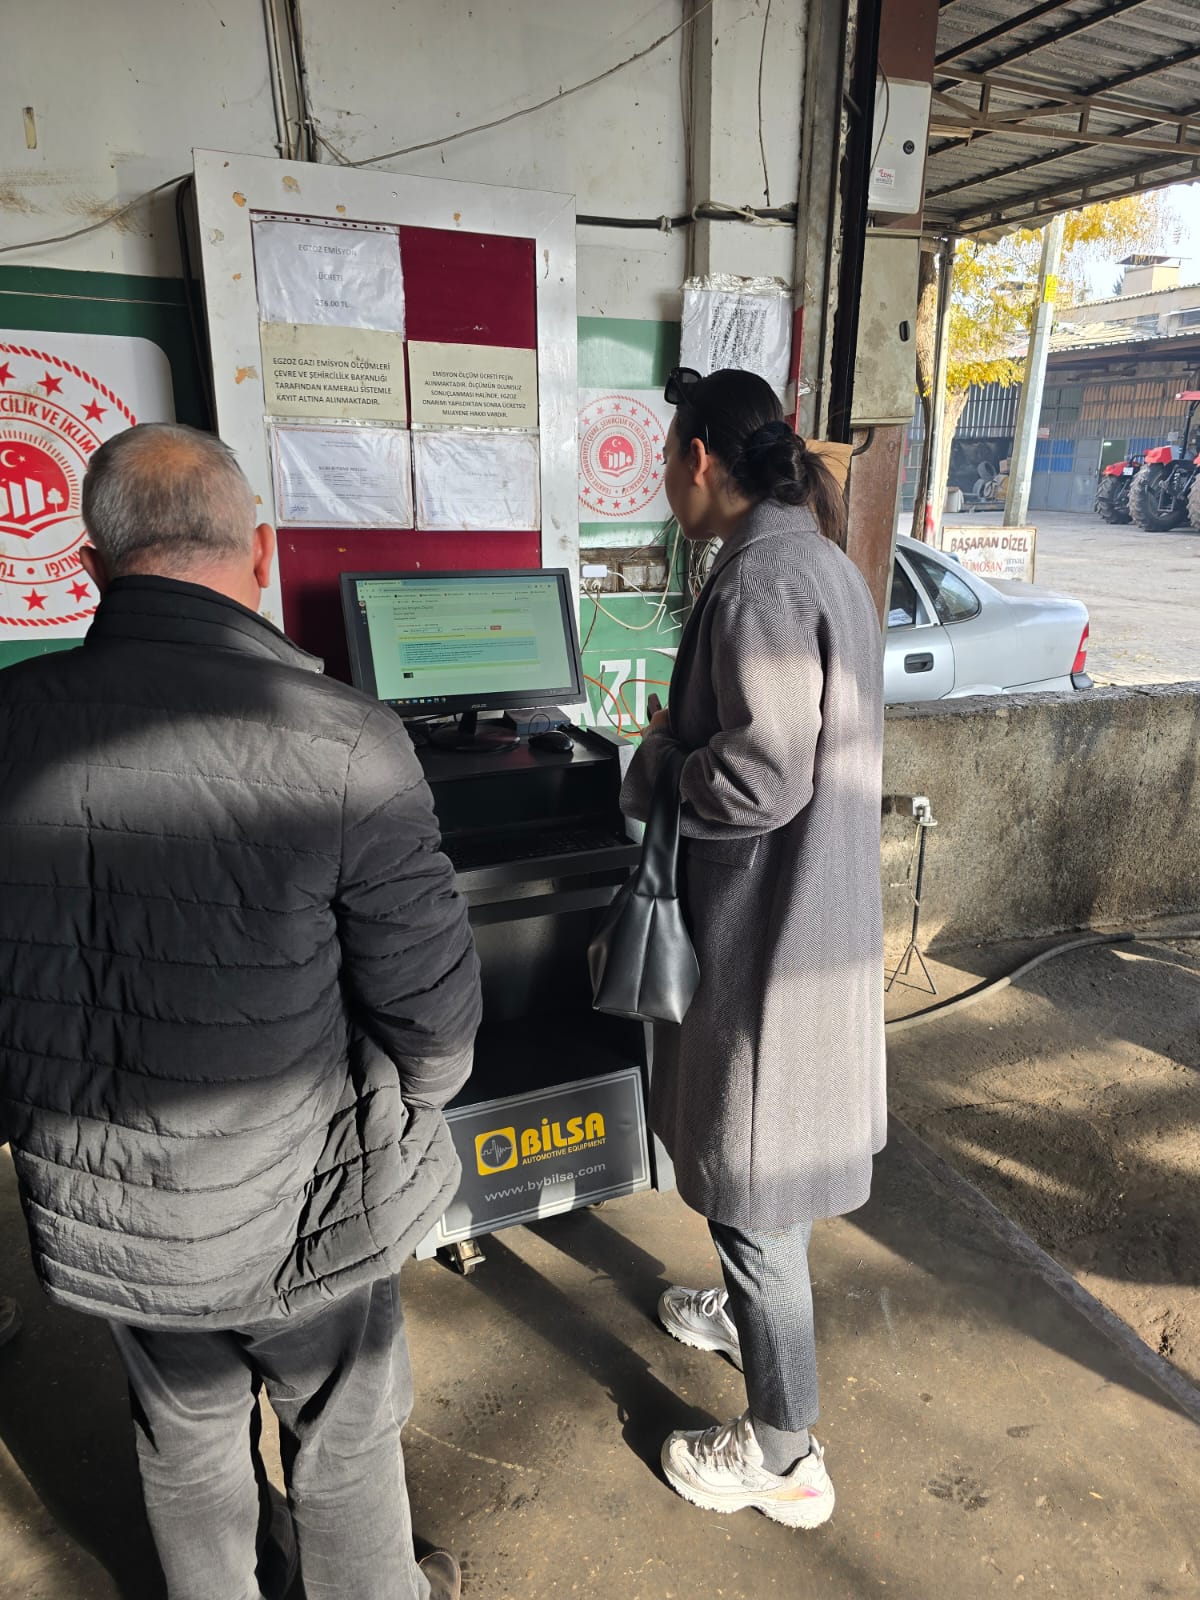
[340,568,584,752]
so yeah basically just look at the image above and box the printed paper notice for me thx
[681,280,792,396]
[260,324,408,422]
[413,431,540,531]
[408,343,538,429]
[252,217,405,333]
[272,425,413,528]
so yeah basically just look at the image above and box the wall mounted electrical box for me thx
[868,77,932,217]
[852,232,921,427]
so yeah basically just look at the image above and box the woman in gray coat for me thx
[621,367,885,1529]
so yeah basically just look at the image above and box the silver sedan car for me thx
[885,536,1091,704]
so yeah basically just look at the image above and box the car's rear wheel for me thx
[1129,463,1188,531]
[1095,476,1130,524]
[1187,473,1200,531]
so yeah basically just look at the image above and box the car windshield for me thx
[907,547,982,624]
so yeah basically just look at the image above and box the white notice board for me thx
[192,150,577,631]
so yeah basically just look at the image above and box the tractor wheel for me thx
[1129,463,1187,531]
[1187,472,1200,531]
[1095,477,1130,524]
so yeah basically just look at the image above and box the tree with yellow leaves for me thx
[910,194,1173,539]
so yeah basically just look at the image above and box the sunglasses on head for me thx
[664,366,710,450]
[664,366,702,406]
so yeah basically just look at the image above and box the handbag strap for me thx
[637,742,687,899]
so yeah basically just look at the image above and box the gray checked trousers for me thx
[709,1217,820,1433]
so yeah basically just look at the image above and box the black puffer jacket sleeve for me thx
[335,706,481,1108]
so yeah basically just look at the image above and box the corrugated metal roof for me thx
[926,0,1200,237]
[1049,319,1163,348]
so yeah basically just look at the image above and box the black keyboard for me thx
[443,824,633,872]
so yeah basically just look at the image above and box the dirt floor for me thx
[886,926,1200,1390]
[881,508,1200,1385]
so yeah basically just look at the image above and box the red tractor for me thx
[1128,390,1200,532]
[1094,452,1143,524]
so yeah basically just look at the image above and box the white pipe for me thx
[260,0,292,159]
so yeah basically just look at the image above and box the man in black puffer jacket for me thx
[0,423,481,1600]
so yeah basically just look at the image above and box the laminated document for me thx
[271,425,413,527]
[413,431,540,531]
[681,276,791,396]
[252,216,406,334]
[408,342,538,429]
[259,324,408,423]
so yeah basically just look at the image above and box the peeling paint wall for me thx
[0,1,279,275]
[2,0,804,317]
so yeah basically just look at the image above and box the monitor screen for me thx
[341,569,583,714]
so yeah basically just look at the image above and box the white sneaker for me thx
[661,1411,835,1528]
[658,1285,743,1370]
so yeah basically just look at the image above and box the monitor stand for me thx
[429,710,521,754]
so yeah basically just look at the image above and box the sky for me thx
[1080,180,1200,300]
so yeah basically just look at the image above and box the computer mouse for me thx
[529,729,575,754]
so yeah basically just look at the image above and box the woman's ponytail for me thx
[675,369,848,544]
[731,420,847,544]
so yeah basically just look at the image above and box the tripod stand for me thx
[887,795,937,995]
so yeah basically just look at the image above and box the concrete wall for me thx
[882,684,1200,953]
[0,1,279,277]
[2,0,805,313]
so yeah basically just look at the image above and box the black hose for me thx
[576,203,799,231]
[886,927,1200,1034]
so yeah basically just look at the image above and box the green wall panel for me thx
[577,316,686,737]
[577,316,679,389]
[0,266,209,429]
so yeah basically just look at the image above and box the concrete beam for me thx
[687,0,803,284]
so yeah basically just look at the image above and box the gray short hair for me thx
[82,423,257,577]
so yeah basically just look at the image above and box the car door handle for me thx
[904,652,935,673]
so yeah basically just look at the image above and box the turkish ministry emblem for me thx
[578,389,674,522]
[0,332,174,639]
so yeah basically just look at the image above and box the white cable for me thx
[611,570,649,598]
[695,199,792,229]
[586,591,668,632]
[0,174,189,258]
[579,523,684,635]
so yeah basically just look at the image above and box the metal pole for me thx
[904,823,929,969]
[792,0,853,439]
[923,238,955,545]
[1004,211,1065,527]
[826,0,884,443]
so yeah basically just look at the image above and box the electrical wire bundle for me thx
[579,521,687,739]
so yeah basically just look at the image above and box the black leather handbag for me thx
[587,743,700,1024]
